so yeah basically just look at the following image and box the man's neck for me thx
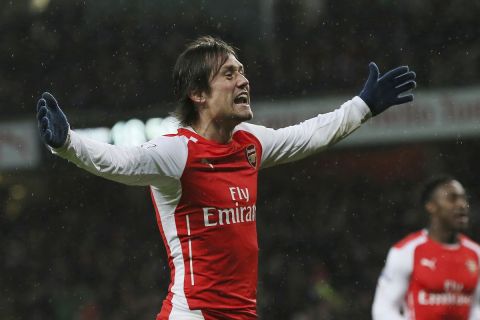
[428,224,458,244]
[191,119,236,144]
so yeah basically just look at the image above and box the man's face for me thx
[203,54,252,125]
[427,180,470,232]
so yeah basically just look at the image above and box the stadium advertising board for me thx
[253,86,480,146]
[76,87,480,147]
[0,121,40,170]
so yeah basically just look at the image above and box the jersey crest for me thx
[245,144,257,168]
[466,259,478,274]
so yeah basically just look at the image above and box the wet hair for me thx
[172,36,238,127]
[420,175,456,207]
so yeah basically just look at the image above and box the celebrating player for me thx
[372,176,480,320]
[36,36,416,319]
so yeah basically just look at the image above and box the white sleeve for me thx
[372,247,412,320]
[469,246,480,320]
[461,238,480,320]
[50,130,187,187]
[470,282,480,320]
[240,96,371,169]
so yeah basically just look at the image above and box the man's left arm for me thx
[242,97,370,168]
[243,62,416,168]
[470,282,480,320]
[463,239,480,320]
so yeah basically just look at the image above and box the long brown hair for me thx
[172,36,237,127]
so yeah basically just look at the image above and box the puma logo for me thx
[200,158,214,169]
[420,258,436,270]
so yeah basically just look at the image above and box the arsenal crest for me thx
[466,259,478,274]
[245,144,257,168]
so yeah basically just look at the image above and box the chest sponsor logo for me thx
[418,280,471,306]
[203,204,256,227]
[418,290,472,306]
[420,258,436,271]
[245,144,257,168]
[203,186,256,227]
[466,259,478,274]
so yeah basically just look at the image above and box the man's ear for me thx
[189,90,206,104]
[425,201,436,215]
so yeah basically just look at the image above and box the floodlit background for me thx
[2,0,480,319]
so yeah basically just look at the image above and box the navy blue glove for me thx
[359,62,416,116]
[36,92,70,148]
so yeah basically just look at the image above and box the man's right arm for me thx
[372,247,412,320]
[36,92,187,186]
[52,130,187,186]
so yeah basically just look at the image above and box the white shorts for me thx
[167,307,205,320]
[157,300,205,320]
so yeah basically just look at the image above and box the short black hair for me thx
[420,175,456,207]
[172,36,238,127]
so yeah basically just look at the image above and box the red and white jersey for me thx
[53,97,370,319]
[372,230,480,320]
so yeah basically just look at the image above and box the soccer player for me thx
[372,176,480,320]
[36,36,416,319]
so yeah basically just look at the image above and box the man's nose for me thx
[237,73,249,88]
[457,198,469,209]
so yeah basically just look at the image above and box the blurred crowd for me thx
[2,140,480,319]
[2,0,480,120]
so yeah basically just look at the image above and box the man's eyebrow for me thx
[220,64,244,72]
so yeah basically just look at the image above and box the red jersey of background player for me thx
[373,230,480,320]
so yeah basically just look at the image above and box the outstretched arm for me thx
[35,92,186,186]
[372,247,412,320]
[242,62,416,168]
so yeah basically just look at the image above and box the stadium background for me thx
[2,0,480,319]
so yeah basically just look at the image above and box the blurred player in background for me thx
[36,36,416,319]
[372,176,480,320]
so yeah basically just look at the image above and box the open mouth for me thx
[234,92,249,105]
[455,212,469,223]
